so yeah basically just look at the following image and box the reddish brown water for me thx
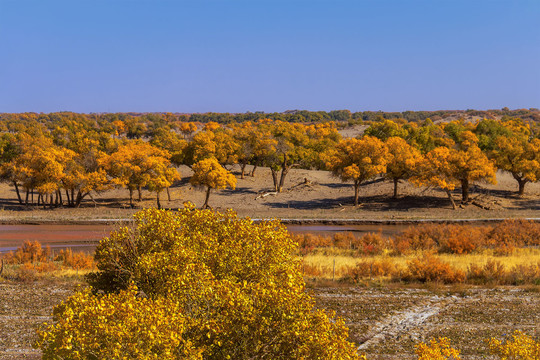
[0,223,409,253]
[0,225,114,253]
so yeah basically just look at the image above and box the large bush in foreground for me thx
[37,205,359,359]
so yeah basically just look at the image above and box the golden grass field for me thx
[303,248,540,280]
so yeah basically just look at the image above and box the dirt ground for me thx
[1,280,538,359]
[0,166,538,223]
[313,284,540,359]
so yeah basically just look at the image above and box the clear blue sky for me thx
[1,0,539,113]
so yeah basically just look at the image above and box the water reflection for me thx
[0,223,409,253]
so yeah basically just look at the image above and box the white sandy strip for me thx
[357,296,460,350]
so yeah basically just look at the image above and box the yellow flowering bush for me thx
[489,331,540,360]
[37,205,360,359]
[415,337,461,360]
[36,285,202,360]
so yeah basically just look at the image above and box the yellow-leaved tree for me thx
[385,137,423,198]
[491,136,540,196]
[327,136,388,206]
[37,206,360,360]
[190,157,236,209]
[61,136,111,207]
[102,140,179,208]
[414,132,496,209]
[413,146,459,209]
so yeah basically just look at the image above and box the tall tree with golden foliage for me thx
[491,135,540,196]
[102,140,179,207]
[385,137,423,198]
[190,157,236,208]
[327,136,388,206]
[414,132,496,208]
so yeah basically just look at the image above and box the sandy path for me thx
[357,295,461,350]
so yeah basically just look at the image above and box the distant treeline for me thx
[1,107,539,130]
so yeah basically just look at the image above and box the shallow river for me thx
[0,223,409,253]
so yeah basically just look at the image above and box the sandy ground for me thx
[313,284,540,359]
[0,166,538,223]
[2,281,538,360]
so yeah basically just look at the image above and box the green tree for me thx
[363,119,409,141]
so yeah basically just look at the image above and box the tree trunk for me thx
[354,180,360,206]
[460,179,469,202]
[138,187,142,202]
[75,191,87,208]
[445,189,457,210]
[65,189,71,207]
[393,178,399,199]
[25,188,29,206]
[278,167,290,193]
[71,189,75,206]
[512,174,528,196]
[240,162,247,179]
[518,179,527,196]
[270,169,279,192]
[13,182,23,205]
[251,164,257,177]
[156,191,161,209]
[166,187,171,201]
[57,190,62,206]
[203,187,211,209]
[31,189,34,205]
[129,189,134,208]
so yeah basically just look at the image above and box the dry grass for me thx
[0,262,94,283]
[301,248,540,283]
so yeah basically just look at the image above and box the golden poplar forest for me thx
[0,110,539,360]
[1,111,539,210]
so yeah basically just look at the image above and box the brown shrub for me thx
[35,261,58,273]
[437,225,484,254]
[294,234,333,255]
[55,249,94,270]
[505,263,540,285]
[394,224,485,255]
[393,225,440,255]
[488,220,540,248]
[301,262,325,277]
[345,258,400,282]
[467,260,506,284]
[333,232,357,249]
[403,254,465,283]
[352,233,389,256]
[15,263,37,282]
[3,241,51,264]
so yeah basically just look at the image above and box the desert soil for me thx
[1,280,538,359]
[0,166,538,224]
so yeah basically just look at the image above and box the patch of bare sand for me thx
[0,166,538,223]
